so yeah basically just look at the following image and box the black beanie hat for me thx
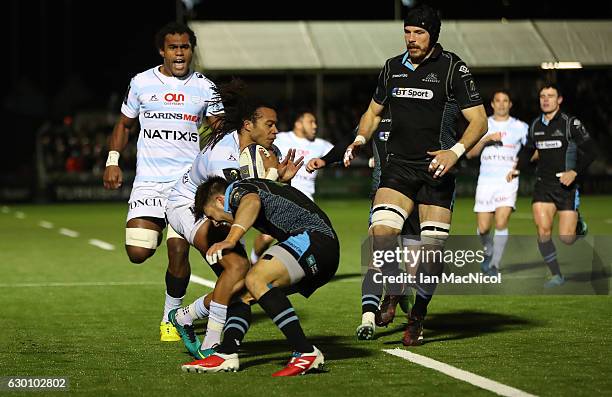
[403,4,442,46]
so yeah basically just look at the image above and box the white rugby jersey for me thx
[121,66,223,183]
[168,131,241,205]
[274,131,333,199]
[478,116,528,183]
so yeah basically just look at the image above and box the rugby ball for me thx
[239,144,270,179]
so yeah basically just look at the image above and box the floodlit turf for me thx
[1,197,611,396]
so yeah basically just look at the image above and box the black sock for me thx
[412,292,431,318]
[361,269,382,314]
[165,270,190,298]
[258,288,313,353]
[217,302,251,354]
[412,240,443,318]
[538,239,561,276]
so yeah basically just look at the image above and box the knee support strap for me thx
[126,228,160,249]
[369,204,407,231]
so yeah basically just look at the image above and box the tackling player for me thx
[466,90,528,275]
[181,176,339,376]
[102,22,222,341]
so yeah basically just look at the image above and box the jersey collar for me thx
[401,43,443,71]
[541,110,561,126]
[223,181,238,213]
[154,65,194,85]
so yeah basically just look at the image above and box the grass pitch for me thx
[1,196,611,396]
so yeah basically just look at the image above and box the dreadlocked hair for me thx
[203,78,274,149]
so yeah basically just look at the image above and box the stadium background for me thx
[2,1,611,395]
[4,0,612,202]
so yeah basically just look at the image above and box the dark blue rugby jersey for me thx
[224,179,336,241]
[373,43,483,162]
[517,111,595,182]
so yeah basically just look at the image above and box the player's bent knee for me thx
[126,228,160,249]
[125,245,155,264]
[369,204,407,234]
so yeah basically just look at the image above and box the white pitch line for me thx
[88,239,115,251]
[15,211,25,219]
[383,348,537,397]
[59,228,80,238]
[39,220,54,229]
[0,281,162,288]
[190,274,216,288]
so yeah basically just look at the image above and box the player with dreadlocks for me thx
[165,79,303,356]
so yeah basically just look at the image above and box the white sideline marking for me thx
[383,348,537,397]
[15,211,25,219]
[89,239,115,251]
[190,274,216,289]
[39,220,54,229]
[2,206,10,213]
[0,281,162,288]
[59,228,79,238]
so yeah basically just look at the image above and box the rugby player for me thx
[250,110,333,264]
[466,90,528,275]
[508,83,595,287]
[181,176,338,376]
[343,4,487,345]
[307,108,420,340]
[102,22,222,341]
[165,80,302,353]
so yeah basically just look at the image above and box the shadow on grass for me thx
[238,334,373,370]
[379,310,541,346]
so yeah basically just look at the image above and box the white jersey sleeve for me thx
[121,78,140,119]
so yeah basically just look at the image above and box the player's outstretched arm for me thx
[344,100,384,167]
[465,132,502,159]
[103,114,137,190]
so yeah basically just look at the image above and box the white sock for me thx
[491,228,509,269]
[175,294,210,326]
[361,312,375,326]
[162,292,183,323]
[250,248,259,264]
[202,300,227,349]
[478,227,493,256]
[192,294,210,319]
